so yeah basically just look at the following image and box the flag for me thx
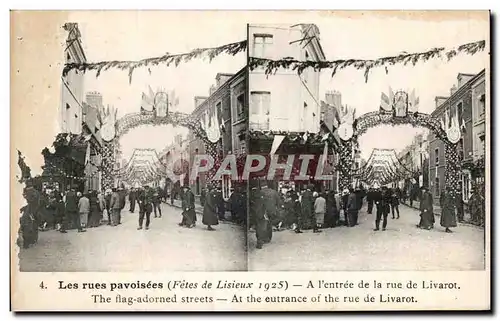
[148,85,155,101]
[85,143,91,165]
[388,86,395,106]
[270,135,285,156]
[408,89,417,113]
[380,92,391,111]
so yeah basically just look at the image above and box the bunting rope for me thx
[249,39,486,83]
[62,40,248,83]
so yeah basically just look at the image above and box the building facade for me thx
[470,69,486,183]
[248,24,326,133]
[428,72,479,204]
[397,132,430,195]
[60,23,86,135]
[186,68,246,199]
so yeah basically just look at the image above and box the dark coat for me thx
[202,190,219,226]
[440,193,457,228]
[65,190,78,213]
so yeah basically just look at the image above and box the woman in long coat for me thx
[440,190,458,233]
[181,186,196,228]
[88,191,101,228]
[418,186,434,229]
[202,186,218,231]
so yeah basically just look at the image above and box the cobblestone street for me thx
[18,202,246,272]
[248,204,486,271]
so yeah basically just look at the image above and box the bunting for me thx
[62,40,248,84]
[249,39,486,83]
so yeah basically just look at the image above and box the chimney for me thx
[450,84,457,96]
[434,96,448,109]
[194,96,207,109]
[457,73,475,88]
[209,85,217,95]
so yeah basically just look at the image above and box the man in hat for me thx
[249,182,267,249]
[128,187,137,213]
[180,185,196,228]
[138,185,153,230]
[299,184,319,233]
[202,184,219,231]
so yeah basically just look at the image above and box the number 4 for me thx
[39,282,46,289]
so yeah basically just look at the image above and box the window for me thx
[253,34,273,58]
[435,148,439,165]
[250,91,270,130]
[236,93,245,118]
[434,177,440,197]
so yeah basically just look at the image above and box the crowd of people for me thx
[248,181,471,250]
[17,176,483,250]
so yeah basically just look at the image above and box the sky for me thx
[69,11,246,161]
[68,12,487,162]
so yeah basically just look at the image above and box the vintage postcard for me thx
[10,10,490,311]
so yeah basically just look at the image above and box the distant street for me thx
[248,204,485,271]
[18,202,246,272]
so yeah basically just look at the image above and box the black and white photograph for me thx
[10,10,491,312]
[245,19,489,271]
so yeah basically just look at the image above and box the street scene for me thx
[246,20,487,270]
[15,14,248,272]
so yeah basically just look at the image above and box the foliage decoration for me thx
[249,40,486,83]
[62,40,247,84]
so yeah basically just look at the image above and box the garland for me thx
[62,40,247,84]
[249,40,486,83]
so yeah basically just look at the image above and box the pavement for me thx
[248,205,485,271]
[17,202,246,272]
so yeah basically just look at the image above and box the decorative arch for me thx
[100,110,219,191]
[337,110,461,199]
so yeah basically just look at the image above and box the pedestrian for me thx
[180,186,196,228]
[440,190,458,233]
[109,188,121,227]
[373,187,389,231]
[117,184,126,224]
[283,191,296,229]
[215,186,226,221]
[455,186,465,222]
[202,185,218,231]
[88,190,101,228]
[200,187,206,207]
[104,189,112,225]
[391,188,400,219]
[260,181,281,237]
[138,185,153,230]
[341,188,349,226]
[78,192,90,229]
[366,187,374,214]
[314,192,326,230]
[128,187,137,213]
[250,184,269,249]
[19,182,40,248]
[417,186,434,229]
[297,184,318,233]
[153,187,162,218]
